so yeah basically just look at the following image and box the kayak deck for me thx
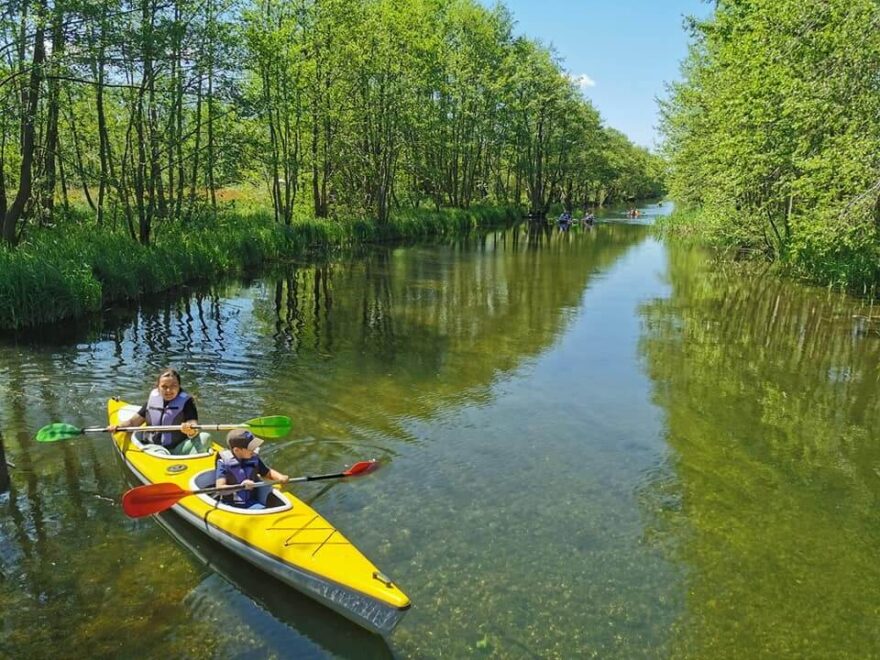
[108,398,410,635]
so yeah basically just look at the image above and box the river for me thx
[1,202,878,658]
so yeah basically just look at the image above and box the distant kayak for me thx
[108,398,411,635]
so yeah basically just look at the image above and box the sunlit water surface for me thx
[2,203,879,658]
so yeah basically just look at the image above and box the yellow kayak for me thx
[108,398,410,635]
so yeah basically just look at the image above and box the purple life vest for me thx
[145,388,191,447]
[216,449,261,505]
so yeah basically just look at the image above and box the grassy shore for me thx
[654,208,880,296]
[0,205,520,330]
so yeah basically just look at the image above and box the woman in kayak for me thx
[109,368,209,455]
[215,429,290,509]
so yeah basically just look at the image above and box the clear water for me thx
[2,202,878,658]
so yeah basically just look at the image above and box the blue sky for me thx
[483,0,713,149]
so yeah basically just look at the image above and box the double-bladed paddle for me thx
[121,459,378,518]
[35,415,292,443]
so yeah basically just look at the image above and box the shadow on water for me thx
[153,508,396,659]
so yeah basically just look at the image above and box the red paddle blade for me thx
[344,460,378,476]
[122,482,190,518]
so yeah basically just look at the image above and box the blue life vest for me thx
[216,449,261,506]
[145,388,191,448]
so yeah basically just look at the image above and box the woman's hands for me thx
[181,421,199,438]
[109,413,145,433]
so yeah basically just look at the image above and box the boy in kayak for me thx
[216,429,290,509]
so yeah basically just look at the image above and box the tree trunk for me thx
[41,6,65,220]
[65,89,96,212]
[189,76,204,217]
[207,57,217,210]
[2,4,45,246]
[93,12,114,227]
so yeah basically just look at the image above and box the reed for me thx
[655,207,880,292]
[0,244,102,329]
[0,205,521,330]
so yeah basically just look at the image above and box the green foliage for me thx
[0,205,519,330]
[653,209,705,243]
[1,0,662,246]
[786,212,880,290]
[660,0,880,289]
[386,205,519,238]
[0,244,101,329]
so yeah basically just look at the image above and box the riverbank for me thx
[658,1,880,296]
[0,206,520,330]
[654,208,880,296]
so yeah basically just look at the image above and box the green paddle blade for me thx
[242,415,292,439]
[36,423,84,442]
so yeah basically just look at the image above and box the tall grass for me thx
[652,208,710,243]
[655,207,880,293]
[0,246,101,329]
[0,205,520,330]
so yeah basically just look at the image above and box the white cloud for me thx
[568,73,597,90]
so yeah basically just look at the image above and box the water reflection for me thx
[638,245,880,656]
[246,224,650,444]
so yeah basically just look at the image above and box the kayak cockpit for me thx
[129,430,216,459]
[190,469,293,514]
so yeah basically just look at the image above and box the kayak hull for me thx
[109,398,410,635]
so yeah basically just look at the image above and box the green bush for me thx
[786,213,880,290]
[657,206,880,292]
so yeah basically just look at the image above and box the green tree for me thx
[661,0,880,286]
